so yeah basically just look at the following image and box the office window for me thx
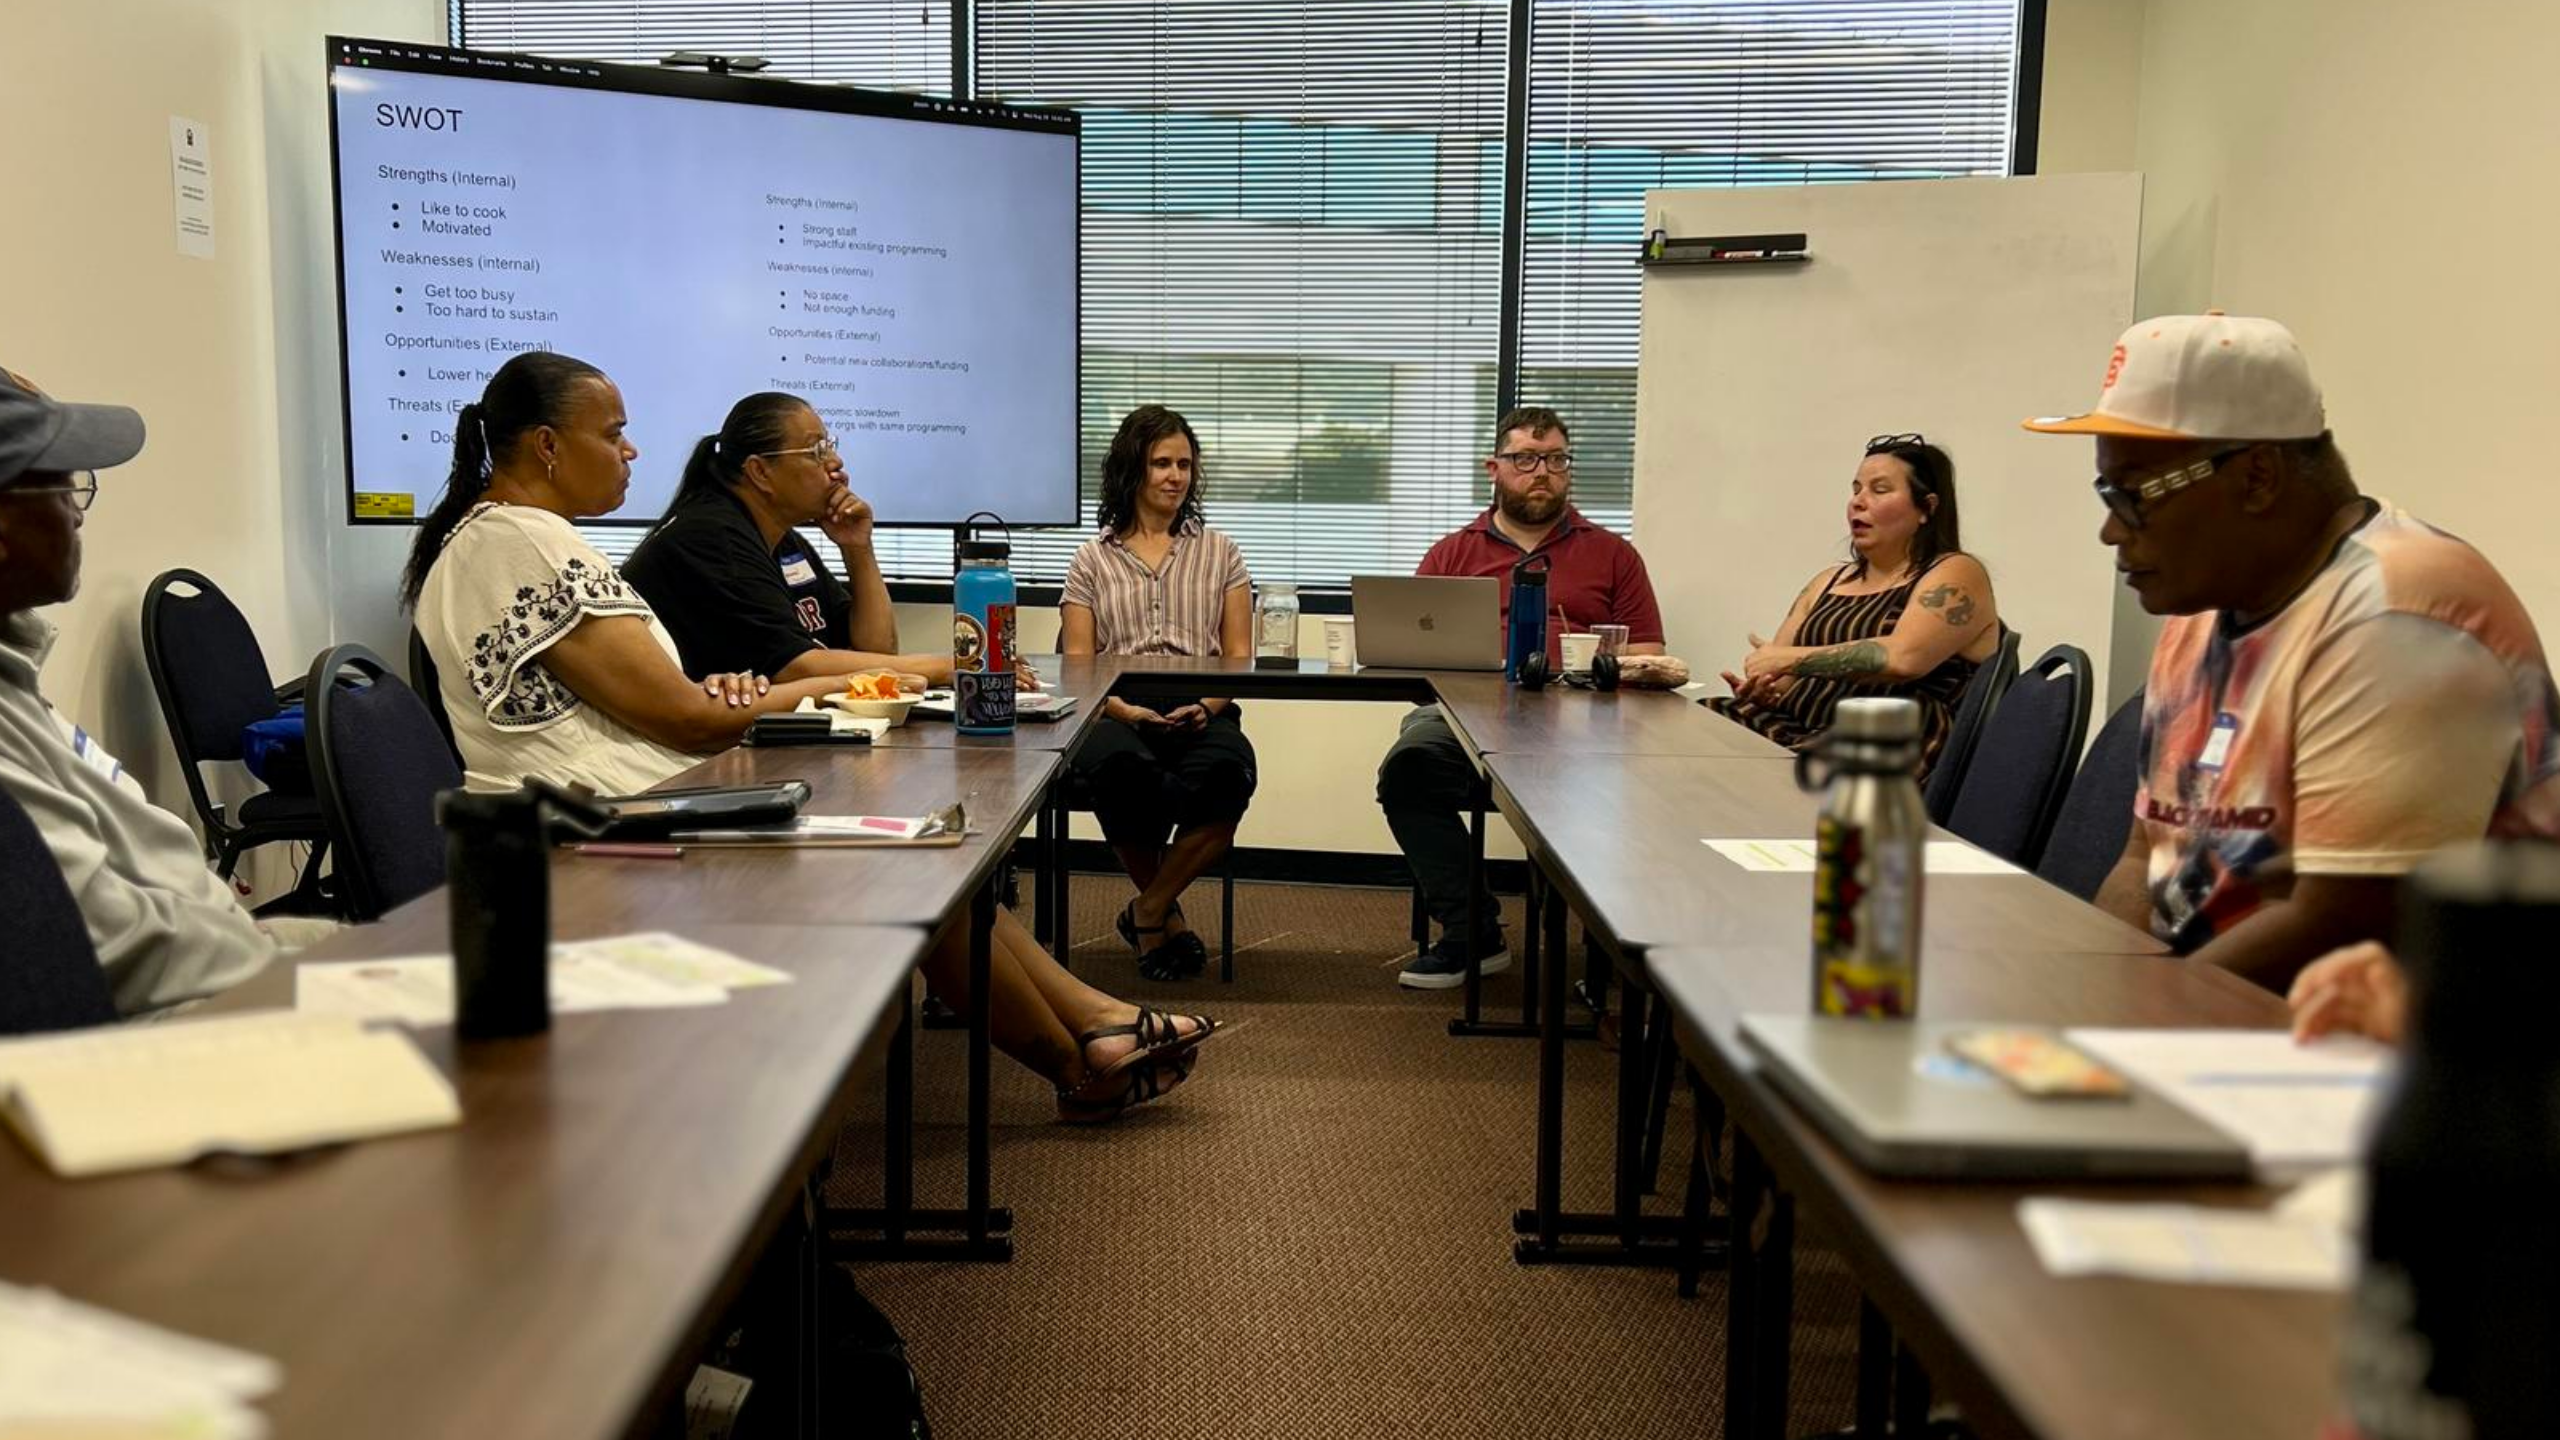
[447,0,2030,588]
[976,1,1509,589]
[1518,2,2027,528]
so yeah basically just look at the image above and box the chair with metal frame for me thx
[306,644,463,923]
[139,568,332,912]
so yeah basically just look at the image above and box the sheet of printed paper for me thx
[1702,839,2022,875]
[2066,1029,2391,1177]
[293,932,792,1025]
[0,1279,278,1437]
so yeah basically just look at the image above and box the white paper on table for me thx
[577,933,792,991]
[2066,1029,2391,1179]
[1702,838,2023,876]
[2016,1194,2355,1291]
[293,932,780,1026]
[0,1280,277,1438]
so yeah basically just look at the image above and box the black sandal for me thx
[1121,900,1195,982]
[1055,1044,1200,1125]
[1063,1007,1222,1102]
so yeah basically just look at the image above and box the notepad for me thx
[0,1279,281,1438]
[1702,838,2024,875]
[0,1011,459,1179]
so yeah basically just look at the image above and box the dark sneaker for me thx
[1398,930,1511,990]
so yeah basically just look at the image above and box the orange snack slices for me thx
[843,673,905,701]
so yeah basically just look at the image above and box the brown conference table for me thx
[1650,942,2337,1440]
[0,917,922,1440]
[1478,751,2167,1271]
[564,739,1063,1262]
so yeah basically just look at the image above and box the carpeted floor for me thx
[830,879,1864,1439]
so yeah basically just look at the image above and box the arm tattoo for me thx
[1792,640,1888,679]
[1919,583,1977,628]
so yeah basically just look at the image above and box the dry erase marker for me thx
[571,842,685,859]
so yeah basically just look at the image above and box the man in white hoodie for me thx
[0,366,272,1013]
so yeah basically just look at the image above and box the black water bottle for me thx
[2341,841,2560,1439]
[439,788,555,1038]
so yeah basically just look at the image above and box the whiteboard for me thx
[1632,174,2142,696]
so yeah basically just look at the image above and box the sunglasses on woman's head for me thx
[1864,433,1926,454]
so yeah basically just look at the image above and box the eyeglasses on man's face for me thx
[1495,450,1574,474]
[2091,444,2255,531]
[758,435,839,464]
[0,471,98,512]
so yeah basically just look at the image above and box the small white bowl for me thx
[823,693,921,726]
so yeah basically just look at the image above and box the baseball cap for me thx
[2023,312,2326,442]
[0,365,146,486]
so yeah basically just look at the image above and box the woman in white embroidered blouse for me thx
[404,352,1220,1119]
[1060,406,1257,981]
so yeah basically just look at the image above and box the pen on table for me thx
[570,842,686,859]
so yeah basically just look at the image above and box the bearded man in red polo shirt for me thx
[1377,405,1667,988]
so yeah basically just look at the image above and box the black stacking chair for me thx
[0,786,117,1035]
[406,627,464,769]
[1922,624,2021,823]
[140,569,330,906]
[1945,644,2095,870]
[2035,690,2145,902]
[307,645,463,922]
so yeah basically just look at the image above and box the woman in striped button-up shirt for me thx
[1061,405,1258,981]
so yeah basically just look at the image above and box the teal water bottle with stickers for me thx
[952,512,1016,735]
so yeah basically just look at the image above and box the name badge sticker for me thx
[779,556,819,587]
[70,725,125,785]
[2196,711,2240,774]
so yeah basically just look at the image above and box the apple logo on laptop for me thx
[1418,613,1436,631]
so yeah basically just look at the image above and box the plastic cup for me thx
[1324,618,1357,668]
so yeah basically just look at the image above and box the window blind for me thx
[975,0,1511,590]
[1518,1,2024,526]
[452,0,952,94]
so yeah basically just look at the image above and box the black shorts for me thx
[1070,707,1258,847]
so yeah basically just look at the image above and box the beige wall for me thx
[2040,0,2560,705]
[2127,0,2560,638]
[4,0,441,870]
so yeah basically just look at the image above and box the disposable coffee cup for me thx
[1324,618,1357,668]
[1560,632,1600,674]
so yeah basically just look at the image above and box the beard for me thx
[1496,483,1566,527]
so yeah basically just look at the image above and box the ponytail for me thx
[399,349,608,609]
[641,391,811,541]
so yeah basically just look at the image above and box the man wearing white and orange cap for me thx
[2027,314,2560,991]
[0,366,275,1014]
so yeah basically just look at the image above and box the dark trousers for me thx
[1376,705,1499,945]
[1071,707,1258,851]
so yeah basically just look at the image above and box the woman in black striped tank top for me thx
[1709,436,2002,779]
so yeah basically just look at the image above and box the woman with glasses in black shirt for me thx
[1709,434,2002,778]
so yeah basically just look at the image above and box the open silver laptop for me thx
[1740,1015,2252,1180]
[1350,576,1504,671]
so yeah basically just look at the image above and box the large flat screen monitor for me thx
[327,37,1079,527]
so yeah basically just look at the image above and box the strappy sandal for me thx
[1120,900,1197,982]
[1055,1044,1200,1125]
[1157,901,1211,981]
[1063,1006,1223,1103]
